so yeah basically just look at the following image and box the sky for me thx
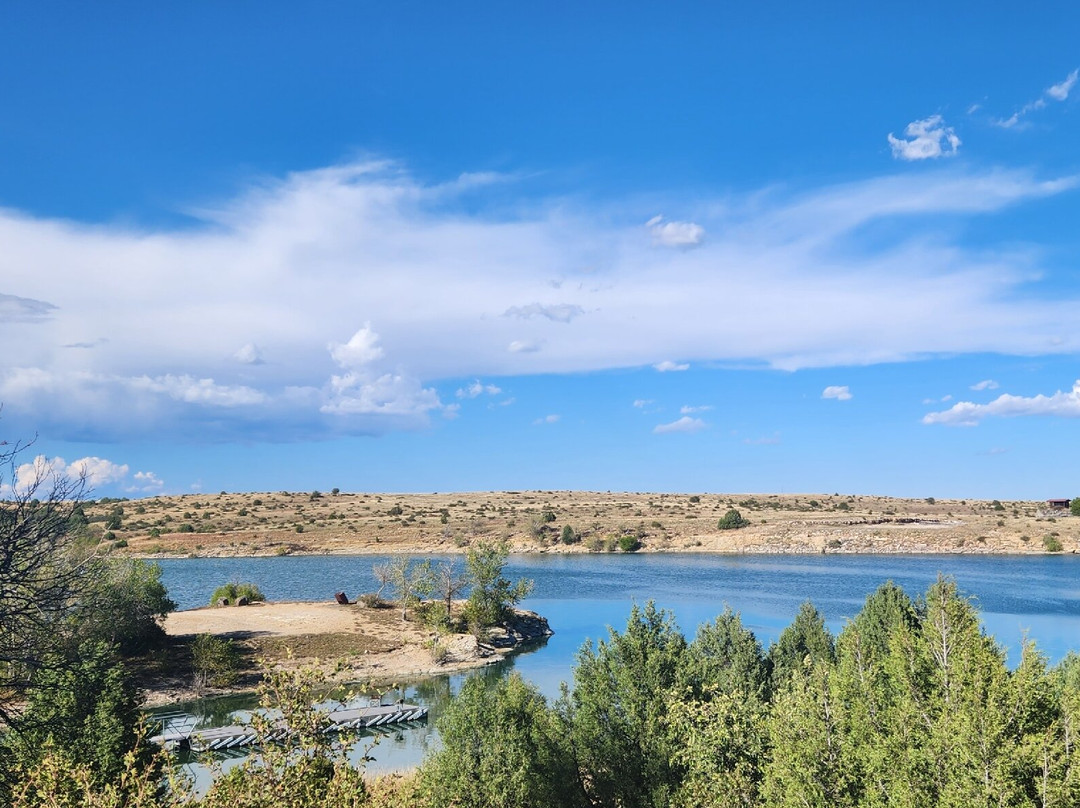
[1,2,1079,500]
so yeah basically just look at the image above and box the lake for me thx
[155,552,1080,780]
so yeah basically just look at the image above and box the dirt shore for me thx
[85,490,1079,559]
[140,600,552,707]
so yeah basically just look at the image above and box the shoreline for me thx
[140,600,552,708]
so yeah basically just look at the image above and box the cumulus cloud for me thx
[822,385,852,401]
[128,470,165,493]
[970,379,999,391]
[645,215,705,247]
[10,454,130,494]
[654,360,689,373]
[234,343,265,365]
[2,159,1080,442]
[923,380,1080,426]
[456,380,502,399]
[888,115,961,160]
[329,324,383,369]
[654,416,706,434]
[533,414,560,425]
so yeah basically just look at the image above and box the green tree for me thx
[386,555,433,621]
[686,608,771,702]
[666,689,767,808]
[420,673,583,808]
[77,559,176,654]
[464,542,532,630]
[1071,497,1080,517]
[564,602,688,808]
[717,509,750,530]
[769,601,835,691]
[0,441,95,726]
[5,641,156,794]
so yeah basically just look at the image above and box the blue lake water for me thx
[155,552,1080,779]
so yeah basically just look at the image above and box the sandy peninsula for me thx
[140,599,552,707]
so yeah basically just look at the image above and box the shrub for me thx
[540,509,556,523]
[388,505,404,516]
[177,523,195,533]
[560,525,579,544]
[1043,535,1064,552]
[191,633,241,689]
[689,495,700,504]
[717,509,750,530]
[209,581,265,606]
[1072,497,1080,517]
[618,535,641,552]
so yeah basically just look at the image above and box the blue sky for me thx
[1,2,1079,499]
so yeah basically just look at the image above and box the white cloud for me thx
[994,69,1078,128]
[970,379,999,391]
[654,416,706,434]
[11,454,130,494]
[1046,68,1078,102]
[533,414,560,425]
[633,399,653,408]
[646,215,705,247]
[456,380,502,399]
[508,340,541,353]
[888,115,961,160]
[128,470,165,493]
[329,324,384,369]
[654,360,690,373]
[822,385,852,401]
[2,159,1080,442]
[923,380,1080,426]
[234,343,265,365]
[680,404,712,414]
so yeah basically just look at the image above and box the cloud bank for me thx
[923,381,1080,426]
[2,160,1079,442]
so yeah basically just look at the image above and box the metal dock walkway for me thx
[151,702,428,752]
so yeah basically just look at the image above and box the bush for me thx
[177,523,195,533]
[209,581,265,606]
[191,633,241,690]
[618,535,641,552]
[560,525,579,544]
[1043,535,1064,553]
[1072,497,1080,517]
[717,509,750,530]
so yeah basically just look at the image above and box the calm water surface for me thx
[155,553,1080,780]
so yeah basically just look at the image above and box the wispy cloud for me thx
[923,380,1080,426]
[2,160,1079,442]
[456,380,502,399]
[654,416,706,434]
[533,414,560,425]
[887,115,961,160]
[970,379,999,391]
[822,385,853,401]
[633,399,654,408]
[994,68,1078,128]
[680,404,712,414]
[744,432,781,445]
[1046,68,1079,101]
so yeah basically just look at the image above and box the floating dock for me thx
[151,702,428,752]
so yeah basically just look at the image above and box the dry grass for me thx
[81,489,1079,557]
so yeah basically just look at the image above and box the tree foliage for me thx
[463,542,532,630]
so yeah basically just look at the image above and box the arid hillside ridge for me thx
[79,490,1080,556]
